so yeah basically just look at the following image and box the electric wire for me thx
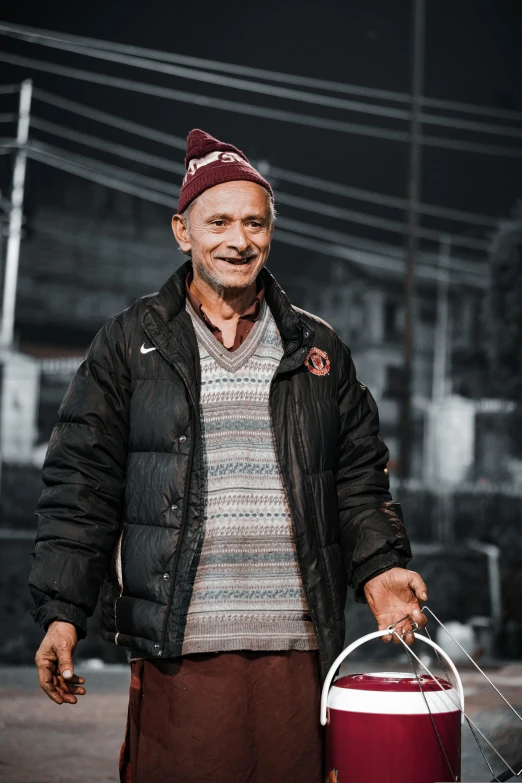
[0,113,16,123]
[28,142,176,208]
[0,50,411,143]
[278,216,488,277]
[3,30,522,140]
[266,164,498,228]
[0,22,414,104]
[29,140,179,196]
[31,117,186,176]
[25,142,487,287]
[0,32,413,121]
[0,83,20,95]
[34,88,187,150]
[2,50,522,157]
[28,125,491,252]
[275,190,489,250]
[2,21,522,122]
[32,89,499,228]
[420,111,522,140]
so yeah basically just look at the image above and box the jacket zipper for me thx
[142,309,201,657]
[157,410,197,656]
[269,375,323,662]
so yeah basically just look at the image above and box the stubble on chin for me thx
[192,256,261,292]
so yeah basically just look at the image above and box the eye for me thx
[212,220,225,226]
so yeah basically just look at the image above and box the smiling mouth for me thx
[217,256,256,265]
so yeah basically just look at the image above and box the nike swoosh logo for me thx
[140,343,157,354]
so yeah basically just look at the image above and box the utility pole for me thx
[432,235,451,401]
[0,79,32,351]
[399,0,425,480]
[0,80,32,502]
[424,235,451,486]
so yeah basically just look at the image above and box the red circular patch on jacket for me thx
[305,347,330,376]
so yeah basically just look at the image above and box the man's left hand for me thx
[363,567,428,646]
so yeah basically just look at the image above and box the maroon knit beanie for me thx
[177,129,274,214]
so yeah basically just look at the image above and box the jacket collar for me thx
[141,261,314,383]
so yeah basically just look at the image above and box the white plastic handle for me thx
[320,629,465,726]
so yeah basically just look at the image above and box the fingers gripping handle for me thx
[319,630,465,726]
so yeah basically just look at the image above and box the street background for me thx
[0,0,521,780]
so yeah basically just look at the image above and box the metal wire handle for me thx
[393,627,521,780]
[418,606,522,781]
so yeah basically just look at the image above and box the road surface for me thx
[0,661,521,782]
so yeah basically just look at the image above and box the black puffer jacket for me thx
[29,261,412,681]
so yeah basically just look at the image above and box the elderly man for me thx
[30,129,427,783]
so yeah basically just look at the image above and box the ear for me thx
[171,214,191,254]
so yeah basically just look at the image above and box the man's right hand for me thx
[35,621,86,705]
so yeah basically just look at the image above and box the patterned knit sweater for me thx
[181,299,318,654]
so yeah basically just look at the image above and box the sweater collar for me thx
[142,261,314,377]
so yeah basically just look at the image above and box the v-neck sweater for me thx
[181,298,317,654]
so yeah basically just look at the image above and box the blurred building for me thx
[297,258,487,478]
[1,182,512,485]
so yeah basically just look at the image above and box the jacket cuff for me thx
[352,551,410,603]
[33,600,88,639]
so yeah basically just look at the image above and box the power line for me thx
[26,143,409,275]
[274,229,487,289]
[26,140,489,285]
[0,31,414,122]
[420,96,522,123]
[421,132,522,159]
[421,111,522,140]
[28,142,179,208]
[0,22,424,105]
[276,190,488,250]
[277,215,488,277]
[0,113,16,123]
[32,89,500,228]
[30,139,180,197]
[34,88,187,150]
[29,126,490,251]
[269,164,497,227]
[0,83,20,95]
[31,117,186,176]
[3,28,522,141]
[0,50,412,143]
[1,21,521,122]
[3,49,521,158]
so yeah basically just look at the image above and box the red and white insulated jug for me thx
[320,629,464,783]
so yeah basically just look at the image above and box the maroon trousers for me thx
[120,651,324,783]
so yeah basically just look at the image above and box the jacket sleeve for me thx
[29,316,130,637]
[335,339,412,600]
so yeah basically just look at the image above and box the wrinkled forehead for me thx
[189,181,272,220]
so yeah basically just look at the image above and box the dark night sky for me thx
[0,0,521,259]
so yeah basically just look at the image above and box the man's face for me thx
[172,180,273,290]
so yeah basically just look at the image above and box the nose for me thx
[225,220,249,252]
